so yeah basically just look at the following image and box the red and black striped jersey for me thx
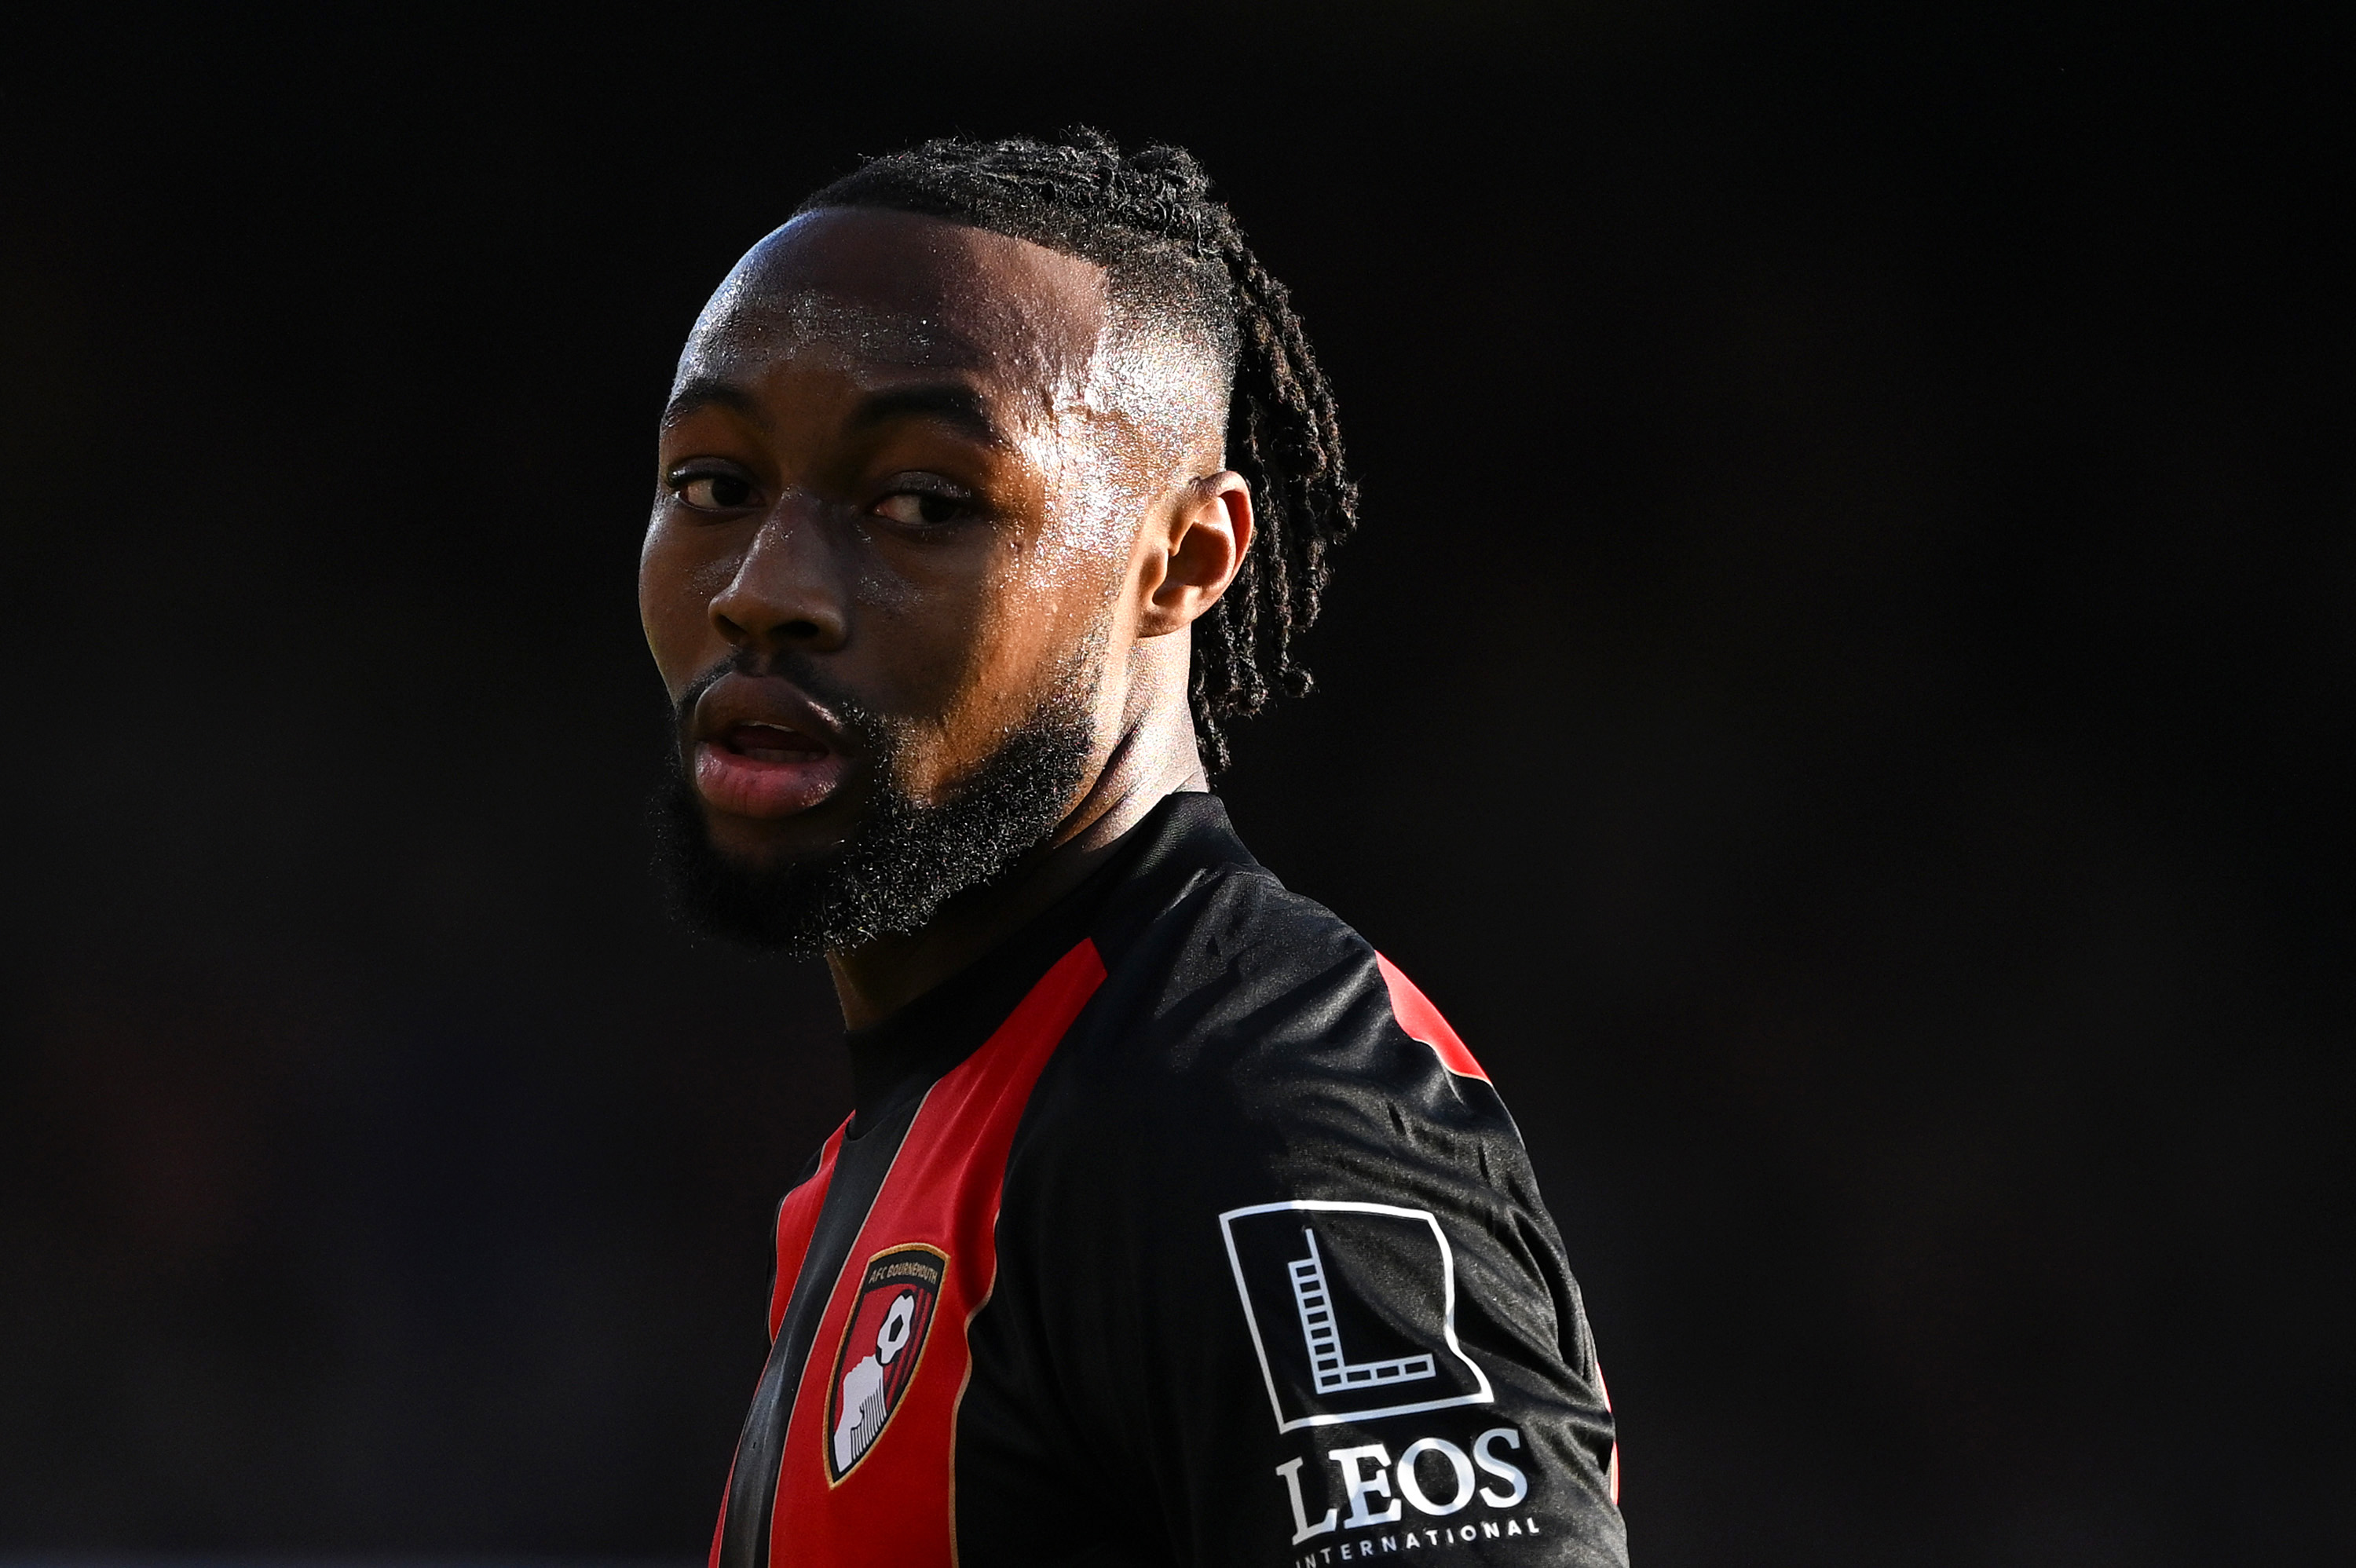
[711,793,1626,1568]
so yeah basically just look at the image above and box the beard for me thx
[652,644,1101,959]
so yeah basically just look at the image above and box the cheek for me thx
[866,546,1100,743]
[638,520,730,692]
[858,561,1000,715]
[999,488,1131,640]
[972,554,1122,720]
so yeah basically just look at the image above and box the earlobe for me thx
[1140,473,1253,638]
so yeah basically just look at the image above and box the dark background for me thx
[2,3,2348,1563]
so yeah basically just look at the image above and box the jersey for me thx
[709,792,1626,1568]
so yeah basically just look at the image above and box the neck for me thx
[824,671,1205,1033]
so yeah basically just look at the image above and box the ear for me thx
[1136,472,1254,638]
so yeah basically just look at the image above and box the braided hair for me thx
[799,130,1359,774]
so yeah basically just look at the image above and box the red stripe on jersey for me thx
[770,1127,844,1340]
[1375,952,1490,1083]
[766,937,1107,1567]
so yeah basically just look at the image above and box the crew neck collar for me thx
[837,789,1260,1137]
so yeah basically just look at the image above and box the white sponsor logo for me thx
[1220,1200,1493,1432]
[1278,1427,1536,1556]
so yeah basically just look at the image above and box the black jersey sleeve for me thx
[960,865,1627,1568]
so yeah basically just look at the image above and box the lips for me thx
[723,721,825,763]
[690,675,854,821]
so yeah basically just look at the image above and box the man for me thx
[642,131,1626,1567]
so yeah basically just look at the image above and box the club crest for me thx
[825,1244,946,1482]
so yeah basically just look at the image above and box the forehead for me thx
[682,208,1112,387]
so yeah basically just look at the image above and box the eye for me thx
[668,467,759,512]
[872,489,973,528]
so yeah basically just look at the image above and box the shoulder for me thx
[1116,853,1501,1102]
[1019,855,1546,1242]
[984,855,1608,1477]
[997,793,1569,1299]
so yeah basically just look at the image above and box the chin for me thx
[699,813,841,868]
[693,780,869,861]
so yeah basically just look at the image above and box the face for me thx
[639,207,1222,948]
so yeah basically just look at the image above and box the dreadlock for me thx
[799,130,1359,775]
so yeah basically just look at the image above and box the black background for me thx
[2,3,2348,1563]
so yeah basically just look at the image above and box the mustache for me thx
[674,649,880,743]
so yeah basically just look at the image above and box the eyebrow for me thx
[661,376,763,428]
[844,382,1007,448]
[660,376,1010,449]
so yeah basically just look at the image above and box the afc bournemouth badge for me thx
[825,1244,946,1482]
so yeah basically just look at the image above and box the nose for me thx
[709,503,849,657]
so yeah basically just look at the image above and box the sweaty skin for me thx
[639,208,1253,1027]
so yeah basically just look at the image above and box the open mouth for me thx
[691,700,854,822]
[723,721,829,765]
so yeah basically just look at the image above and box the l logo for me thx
[824,1244,945,1482]
[1220,1201,1492,1433]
